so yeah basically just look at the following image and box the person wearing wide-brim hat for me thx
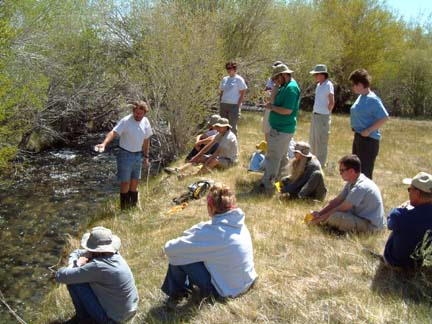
[308,64,335,168]
[279,141,327,201]
[257,63,301,195]
[164,118,238,177]
[55,226,139,323]
[185,114,221,162]
[263,61,285,142]
[383,172,432,268]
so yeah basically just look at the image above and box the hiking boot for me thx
[164,167,179,175]
[164,291,190,310]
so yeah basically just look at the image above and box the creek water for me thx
[0,141,123,322]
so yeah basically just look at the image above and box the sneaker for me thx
[164,167,179,175]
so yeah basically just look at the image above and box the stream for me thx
[0,137,136,322]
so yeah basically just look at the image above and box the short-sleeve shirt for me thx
[113,114,153,152]
[269,79,301,134]
[384,203,432,267]
[313,79,334,115]
[350,91,389,140]
[339,173,385,228]
[214,130,238,162]
[219,74,248,104]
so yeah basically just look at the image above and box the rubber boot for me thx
[129,191,138,208]
[120,192,129,210]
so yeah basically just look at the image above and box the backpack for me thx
[173,180,214,205]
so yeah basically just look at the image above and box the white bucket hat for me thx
[81,226,121,253]
[309,64,329,75]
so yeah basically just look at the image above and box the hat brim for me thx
[214,123,232,129]
[272,70,293,79]
[309,70,328,75]
[402,178,412,185]
[293,150,312,158]
[81,233,121,253]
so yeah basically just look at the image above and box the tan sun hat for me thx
[309,64,329,75]
[208,114,221,126]
[81,226,121,253]
[293,141,312,158]
[271,64,294,79]
[213,118,232,129]
[403,172,432,193]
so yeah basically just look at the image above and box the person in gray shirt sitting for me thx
[310,154,385,232]
[56,227,139,323]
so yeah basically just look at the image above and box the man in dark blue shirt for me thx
[384,172,432,268]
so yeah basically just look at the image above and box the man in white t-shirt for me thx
[309,64,335,168]
[219,61,247,136]
[96,101,153,209]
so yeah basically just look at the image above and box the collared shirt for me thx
[339,173,385,228]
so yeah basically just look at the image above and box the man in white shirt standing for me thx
[96,101,153,210]
[219,61,247,137]
[309,64,335,168]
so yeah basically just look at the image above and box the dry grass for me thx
[38,112,432,324]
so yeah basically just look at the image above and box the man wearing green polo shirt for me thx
[260,63,301,194]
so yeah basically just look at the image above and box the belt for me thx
[313,112,328,115]
[119,146,142,154]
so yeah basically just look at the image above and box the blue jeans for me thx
[117,148,143,182]
[67,283,116,323]
[161,262,219,298]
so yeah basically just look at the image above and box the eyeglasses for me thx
[339,168,348,174]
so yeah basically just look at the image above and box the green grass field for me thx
[39,112,432,324]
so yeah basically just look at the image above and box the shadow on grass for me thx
[371,262,432,304]
[140,298,223,324]
[141,304,197,323]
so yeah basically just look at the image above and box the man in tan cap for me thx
[164,118,238,176]
[258,63,301,194]
[383,172,432,268]
[56,227,139,323]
